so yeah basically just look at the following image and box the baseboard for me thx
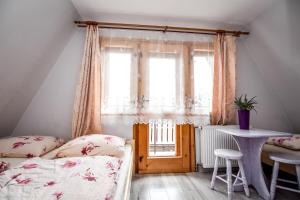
[197,164,238,173]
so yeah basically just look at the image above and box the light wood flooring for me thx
[130,172,300,200]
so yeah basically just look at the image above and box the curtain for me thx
[211,33,236,125]
[72,25,101,138]
[99,29,214,126]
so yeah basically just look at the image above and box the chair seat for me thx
[270,153,300,165]
[211,149,249,199]
[214,149,243,160]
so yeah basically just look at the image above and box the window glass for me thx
[148,56,176,112]
[193,54,214,114]
[103,51,132,114]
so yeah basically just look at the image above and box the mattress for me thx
[263,144,300,156]
[0,141,133,200]
[0,156,124,199]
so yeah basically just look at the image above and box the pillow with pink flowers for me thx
[0,136,65,158]
[55,134,125,158]
[268,135,300,151]
[266,136,291,145]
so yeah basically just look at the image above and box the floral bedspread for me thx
[0,156,123,200]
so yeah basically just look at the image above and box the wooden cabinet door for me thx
[133,123,195,174]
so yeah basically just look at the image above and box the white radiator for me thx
[199,125,239,168]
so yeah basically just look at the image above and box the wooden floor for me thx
[130,172,300,200]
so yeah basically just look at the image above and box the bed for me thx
[0,138,134,200]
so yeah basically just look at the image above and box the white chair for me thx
[269,153,300,200]
[210,149,250,200]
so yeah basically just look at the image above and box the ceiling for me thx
[71,0,277,26]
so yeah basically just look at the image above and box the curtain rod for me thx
[74,21,249,37]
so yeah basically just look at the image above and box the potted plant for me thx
[234,95,257,130]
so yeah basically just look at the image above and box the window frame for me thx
[100,37,214,116]
[100,46,138,114]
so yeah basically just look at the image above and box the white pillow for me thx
[55,134,125,158]
[0,136,65,158]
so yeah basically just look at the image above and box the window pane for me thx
[103,52,132,113]
[193,55,213,114]
[148,56,176,112]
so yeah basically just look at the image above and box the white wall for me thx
[239,0,300,133]
[13,29,134,139]
[0,0,79,137]
[236,39,292,132]
[13,29,85,139]
[13,0,300,139]
[13,29,291,140]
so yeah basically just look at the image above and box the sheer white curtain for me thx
[99,29,214,126]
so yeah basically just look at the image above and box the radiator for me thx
[199,125,239,168]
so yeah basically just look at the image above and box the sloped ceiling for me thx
[0,0,79,137]
[241,0,300,132]
[71,0,276,26]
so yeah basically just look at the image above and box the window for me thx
[102,49,136,114]
[192,52,214,114]
[148,55,177,112]
[100,38,214,117]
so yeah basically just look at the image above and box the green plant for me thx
[234,94,257,112]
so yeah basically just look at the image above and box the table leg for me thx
[233,136,270,200]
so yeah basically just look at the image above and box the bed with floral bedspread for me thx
[0,156,123,200]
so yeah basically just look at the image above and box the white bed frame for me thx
[123,140,135,200]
